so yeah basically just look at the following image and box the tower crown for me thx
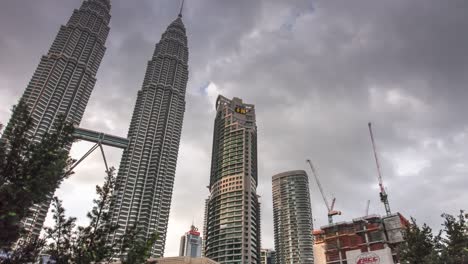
[91,0,111,9]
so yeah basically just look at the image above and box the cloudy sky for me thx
[1,0,468,256]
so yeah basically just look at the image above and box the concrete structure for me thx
[180,225,203,258]
[313,214,408,264]
[260,249,276,264]
[2,0,111,237]
[149,257,220,264]
[272,170,314,264]
[108,11,189,257]
[204,96,261,264]
[313,241,326,264]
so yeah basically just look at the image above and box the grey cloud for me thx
[1,0,467,256]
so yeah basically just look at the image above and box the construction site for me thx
[307,123,409,264]
[313,213,408,264]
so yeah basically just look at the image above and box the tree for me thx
[44,197,76,264]
[73,167,120,263]
[439,211,468,263]
[398,218,438,263]
[0,102,75,248]
[399,212,468,264]
[119,227,158,264]
[0,237,46,264]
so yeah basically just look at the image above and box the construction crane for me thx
[368,122,392,216]
[365,200,370,216]
[306,159,342,224]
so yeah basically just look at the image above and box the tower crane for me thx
[306,159,342,224]
[365,200,370,217]
[368,122,392,216]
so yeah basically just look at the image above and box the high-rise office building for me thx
[108,11,189,257]
[260,249,276,264]
[180,225,203,258]
[272,170,314,264]
[204,96,261,264]
[4,0,111,237]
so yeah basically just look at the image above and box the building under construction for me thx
[313,213,408,264]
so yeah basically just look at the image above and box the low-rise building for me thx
[180,225,203,258]
[313,213,408,264]
[148,257,219,264]
[260,249,276,264]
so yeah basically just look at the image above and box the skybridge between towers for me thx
[66,126,129,174]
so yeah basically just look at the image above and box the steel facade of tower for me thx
[204,96,261,264]
[10,0,111,237]
[272,171,314,264]
[108,15,189,257]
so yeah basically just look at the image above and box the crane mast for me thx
[306,159,341,224]
[368,122,391,216]
[365,200,370,216]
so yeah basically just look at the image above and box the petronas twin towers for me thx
[19,0,112,237]
[109,13,189,257]
[7,0,189,257]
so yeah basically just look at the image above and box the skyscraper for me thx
[204,96,261,264]
[260,249,276,264]
[272,170,314,264]
[6,0,111,237]
[179,225,203,258]
[108,11,189,257]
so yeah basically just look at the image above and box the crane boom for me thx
[365,200,370,216]
[368,122,391,216]
[306,159,330,211]
[306,159,341,224]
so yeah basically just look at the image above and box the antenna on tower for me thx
[179,0,185,17]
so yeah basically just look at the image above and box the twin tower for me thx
[9,0,262,262]
[11,0,187,258]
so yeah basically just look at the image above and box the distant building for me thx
[204,96,261,264]
[260,249,276,264]
[272,170,314,264]
[313,213,408,264]
[149,257,219,264]
[180,225,203,258]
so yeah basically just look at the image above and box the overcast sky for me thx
[1,0,468,257]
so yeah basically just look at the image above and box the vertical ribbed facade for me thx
[272,171,314,264]
[109,15,189,258]
[204,96,261,264]
[9,0,111,237]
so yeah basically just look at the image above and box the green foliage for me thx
[439,211,468,263]
[0,102,75,248]
[44,197,76,264]
[73,167,120,263]
[399,211,468,264]
[0,104,159,262]
[398,218,437,263]
[40,168,158,264]
[120,227,158,264]
[0,237,46,264]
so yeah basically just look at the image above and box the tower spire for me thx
[178,0,185,17]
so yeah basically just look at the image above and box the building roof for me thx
[148,257,220,264]
[272,170,308,181]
